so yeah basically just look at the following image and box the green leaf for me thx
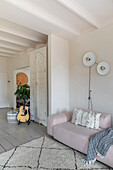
[14,83,30,101]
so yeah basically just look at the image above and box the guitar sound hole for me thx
[22,109,27,116]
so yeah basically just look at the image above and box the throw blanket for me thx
[82,128,113,164]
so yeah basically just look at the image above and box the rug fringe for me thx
[81,158,96,164]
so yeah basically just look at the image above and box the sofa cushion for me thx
[53,122,101,154]
[87,111,101,129]
[77,108,112,129]
[71,108,101,129]
[71,108,88,126]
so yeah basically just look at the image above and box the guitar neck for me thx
[23,98,25,109]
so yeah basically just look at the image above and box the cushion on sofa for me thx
[87,111,101,129]
[71,108,101,129]
[80,109,112,129]
[53,122,101,154]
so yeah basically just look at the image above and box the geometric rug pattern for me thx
[0,136,111,170]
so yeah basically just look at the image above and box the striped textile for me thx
[71,108,101,129]
[82,128,113,164]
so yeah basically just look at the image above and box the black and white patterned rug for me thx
[0,136,111,170]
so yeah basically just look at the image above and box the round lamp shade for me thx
[97,62,110,75]
[83,52,96,67]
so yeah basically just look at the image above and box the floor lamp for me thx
[83,52,96,110]
[97,61,110,76]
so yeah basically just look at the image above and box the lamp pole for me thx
[88,66,92,110]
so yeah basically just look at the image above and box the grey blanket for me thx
[82,128,113,164]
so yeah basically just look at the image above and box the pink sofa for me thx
[47,110,113,168]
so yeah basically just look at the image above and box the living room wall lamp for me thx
[83,52,96,110]
[83,52,96,67]
[97,61,110,76]
[83,52,110,111]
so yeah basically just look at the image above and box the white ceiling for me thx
[75,0,113,24]
[0,0,113,58]
[0,17,48,58]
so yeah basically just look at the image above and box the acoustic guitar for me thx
[17,98,30,125]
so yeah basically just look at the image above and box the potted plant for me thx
[14,83,30,107]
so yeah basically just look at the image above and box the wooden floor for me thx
[0,108,47,153]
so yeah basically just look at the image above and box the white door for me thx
[36,47,47,126]
[0,72,8,108]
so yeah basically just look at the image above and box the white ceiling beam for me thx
[57,0,101,28]
[0,18,47,43]
[0,40,31,50]
[0,52,14,58]
[0,35,35,48]
[0,44,23,52]
[4,0,80,35]
[0,55,13,58]
[0,26,44,42]
[0,47,18,54]
[0,41,25,51]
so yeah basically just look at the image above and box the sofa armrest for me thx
[99,113,112,129]
[47,111,73,136]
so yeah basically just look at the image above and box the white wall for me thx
[13,44,47,70]
[0,57,12,108]
[69,25,113,123]
[13,51,30,69]
[7,58,14,107]
[0,57,8,72]
[48,34,69,115]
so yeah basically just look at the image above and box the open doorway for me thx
[13,67,30,109]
